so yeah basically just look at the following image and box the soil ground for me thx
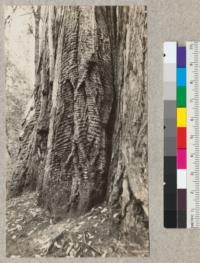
[6,192,149,257]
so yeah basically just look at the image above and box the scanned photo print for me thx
[5,5,148,257]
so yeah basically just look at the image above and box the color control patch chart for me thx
[164,42,200,228]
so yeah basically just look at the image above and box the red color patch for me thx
[177,127,186,149]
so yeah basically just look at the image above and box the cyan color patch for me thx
[177,68,186,86]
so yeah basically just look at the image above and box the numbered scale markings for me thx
[164,41,200,228]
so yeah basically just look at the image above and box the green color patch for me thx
[177,86,186,107]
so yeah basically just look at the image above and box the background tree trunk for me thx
[9,6,148,238]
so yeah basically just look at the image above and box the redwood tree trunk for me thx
[108,6,148,244]
[9,6,148,239]
[38,6,115,219]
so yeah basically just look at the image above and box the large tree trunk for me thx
[9,6,148,238]
[108,6,148,243]
[37,6,115,219]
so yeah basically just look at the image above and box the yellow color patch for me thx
[177,108,186,127]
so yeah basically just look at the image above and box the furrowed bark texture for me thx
[9,5,148,237]
[9,6,63,196]
[38,6,114,218]
[108,6,148,241]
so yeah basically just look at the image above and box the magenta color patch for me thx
[177,149,186,169]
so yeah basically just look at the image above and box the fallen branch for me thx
[45,230,66,255]
[81,241,101,256]
[82,232,101,256]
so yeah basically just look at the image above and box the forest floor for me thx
[6,192,149,258]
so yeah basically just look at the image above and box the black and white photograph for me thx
[5,5,148,257]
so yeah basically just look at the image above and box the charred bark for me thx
[9,6,148,240]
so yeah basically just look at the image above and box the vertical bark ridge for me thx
[39,6,114,219]
[9,6,63,197]
[9,7,148,246]
[108,6,148,245]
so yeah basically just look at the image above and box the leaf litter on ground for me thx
[6,192,149,257]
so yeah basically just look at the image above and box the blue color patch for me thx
[177,68,186,87]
